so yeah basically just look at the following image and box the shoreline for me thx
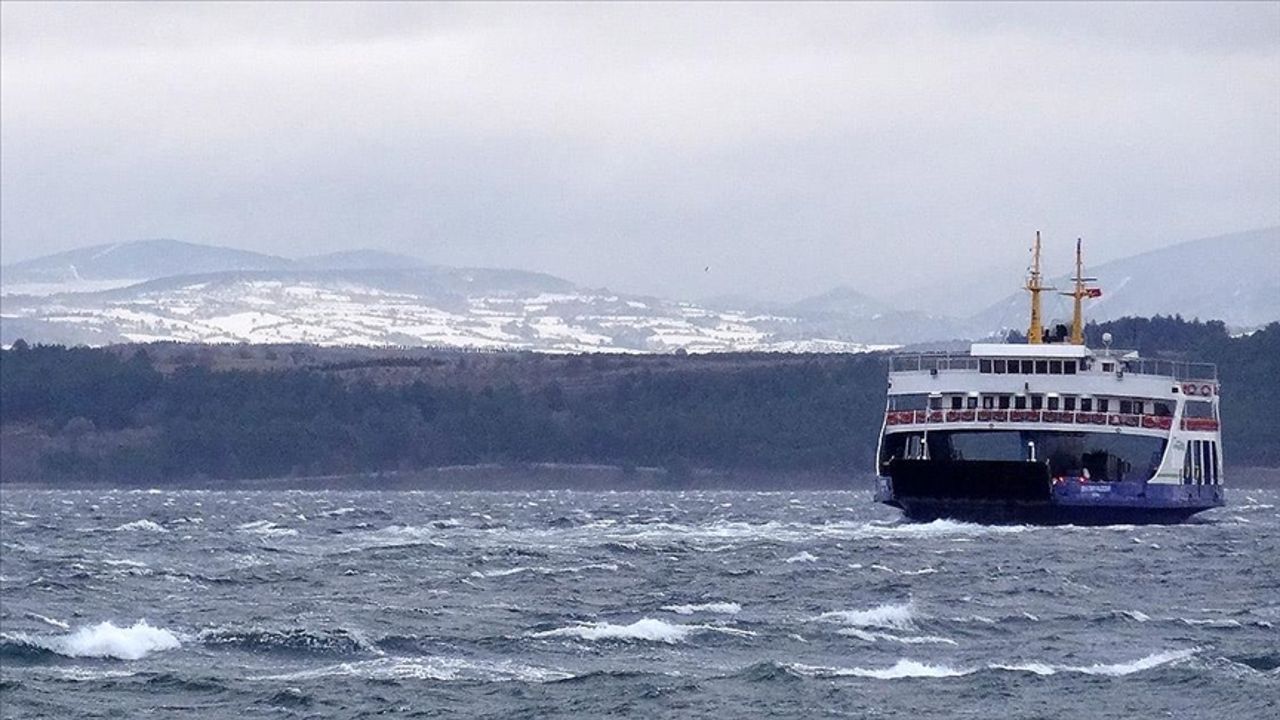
[3,463,1279,491]
[0,463,873,492]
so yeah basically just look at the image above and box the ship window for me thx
[1119,400,1134,415]
[1153,402,1172,417]
[1049,360,1062,375]
[890,394,929,411]
[998,395,1011,409]
[1201,441,1213,485]
[982,396,994,409]
[951,396,963,410]
[1030,395,1044,410]
[1211,442,1220,485]
[1183,443,1194,484]
[1184,401,1215,419]
[979,359,992,373]
[1102,362,1115,372]
[1035,360,1048,374]
[993,359,1006,374]
[1097,398,1110,412]
[1064,397,1076,411]
[929,396,943,410]
[1021,360,1034,374]
[1064,361,1077,375]
[1080,398,1093,412]
[1047,396,1060,410]
[966,396,978,409]
[1014,396,1027,409]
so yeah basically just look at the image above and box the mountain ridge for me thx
[3,228,1276,350]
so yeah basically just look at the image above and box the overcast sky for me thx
[2,2,1277,307]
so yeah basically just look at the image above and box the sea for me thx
[1,488,1277,719]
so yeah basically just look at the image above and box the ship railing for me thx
[1115,357,1218,381]
[882,409,1198,431]
[889,351,1217,381]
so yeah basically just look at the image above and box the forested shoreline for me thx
[1,317,1276,486]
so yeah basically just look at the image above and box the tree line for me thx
[1,317,1276,483]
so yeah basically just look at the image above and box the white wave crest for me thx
[113,520,167,533]
[793,659,968,680]
[838,628,957,645]
[793,649,1194,681]
[815,602,955,645]
[532,617,754,644]
[1179,618,1243,628]
[861,519,1030,539]
[23,621,180,660]
[237,520,298,538]
[471,563,619,579]
[995,649,1195,677]
[26,613,70,630]
[661,602,742,616]
[345,525,448,550]
[262,656,572,683]
[815,602,915,630]
[785,551,818,564]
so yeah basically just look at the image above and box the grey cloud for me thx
[2,2,1277,309]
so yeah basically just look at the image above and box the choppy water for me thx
[1,488,1277,719]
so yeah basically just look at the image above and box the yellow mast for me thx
[1026,231,1046,344]
[1061,237,1098,345]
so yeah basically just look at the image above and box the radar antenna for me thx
[1025,231,1054,344]
[1059,238,1101,345]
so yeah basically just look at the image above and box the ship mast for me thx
[1025,231,1047,344]
[1061,237,1099,345]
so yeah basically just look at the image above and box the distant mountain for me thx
[970,227,1280,333]
[4,229,1274,352]
[0,239,292,284]
[296,249,430,271]
[785,286,894,318]
[0,239,439,288]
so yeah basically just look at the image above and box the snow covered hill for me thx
[0,267,894,353]
[4,228,1273,352]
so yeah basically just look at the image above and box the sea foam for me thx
[262,656,572,683]
[994,649,1195,677]
[815,602,916,630]
[113,520,167,533]
[793,649,1194,681]
[793,659,968,680]
[237,520,299,538]
[24,621,180,660]
[533,617,754,644]
[661,602,742,616]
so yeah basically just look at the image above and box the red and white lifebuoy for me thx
[1200,384,1212,397]
[1182,383,1197,396]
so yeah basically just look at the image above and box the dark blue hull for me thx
[876,461,1225,525]
[881,497,1211,525]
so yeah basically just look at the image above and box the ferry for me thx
[874,234,1225,524]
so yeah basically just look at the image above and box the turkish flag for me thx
[1085,288,1103,298]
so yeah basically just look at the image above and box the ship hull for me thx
[885,498,1206,525]
[876,459,1224,525]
